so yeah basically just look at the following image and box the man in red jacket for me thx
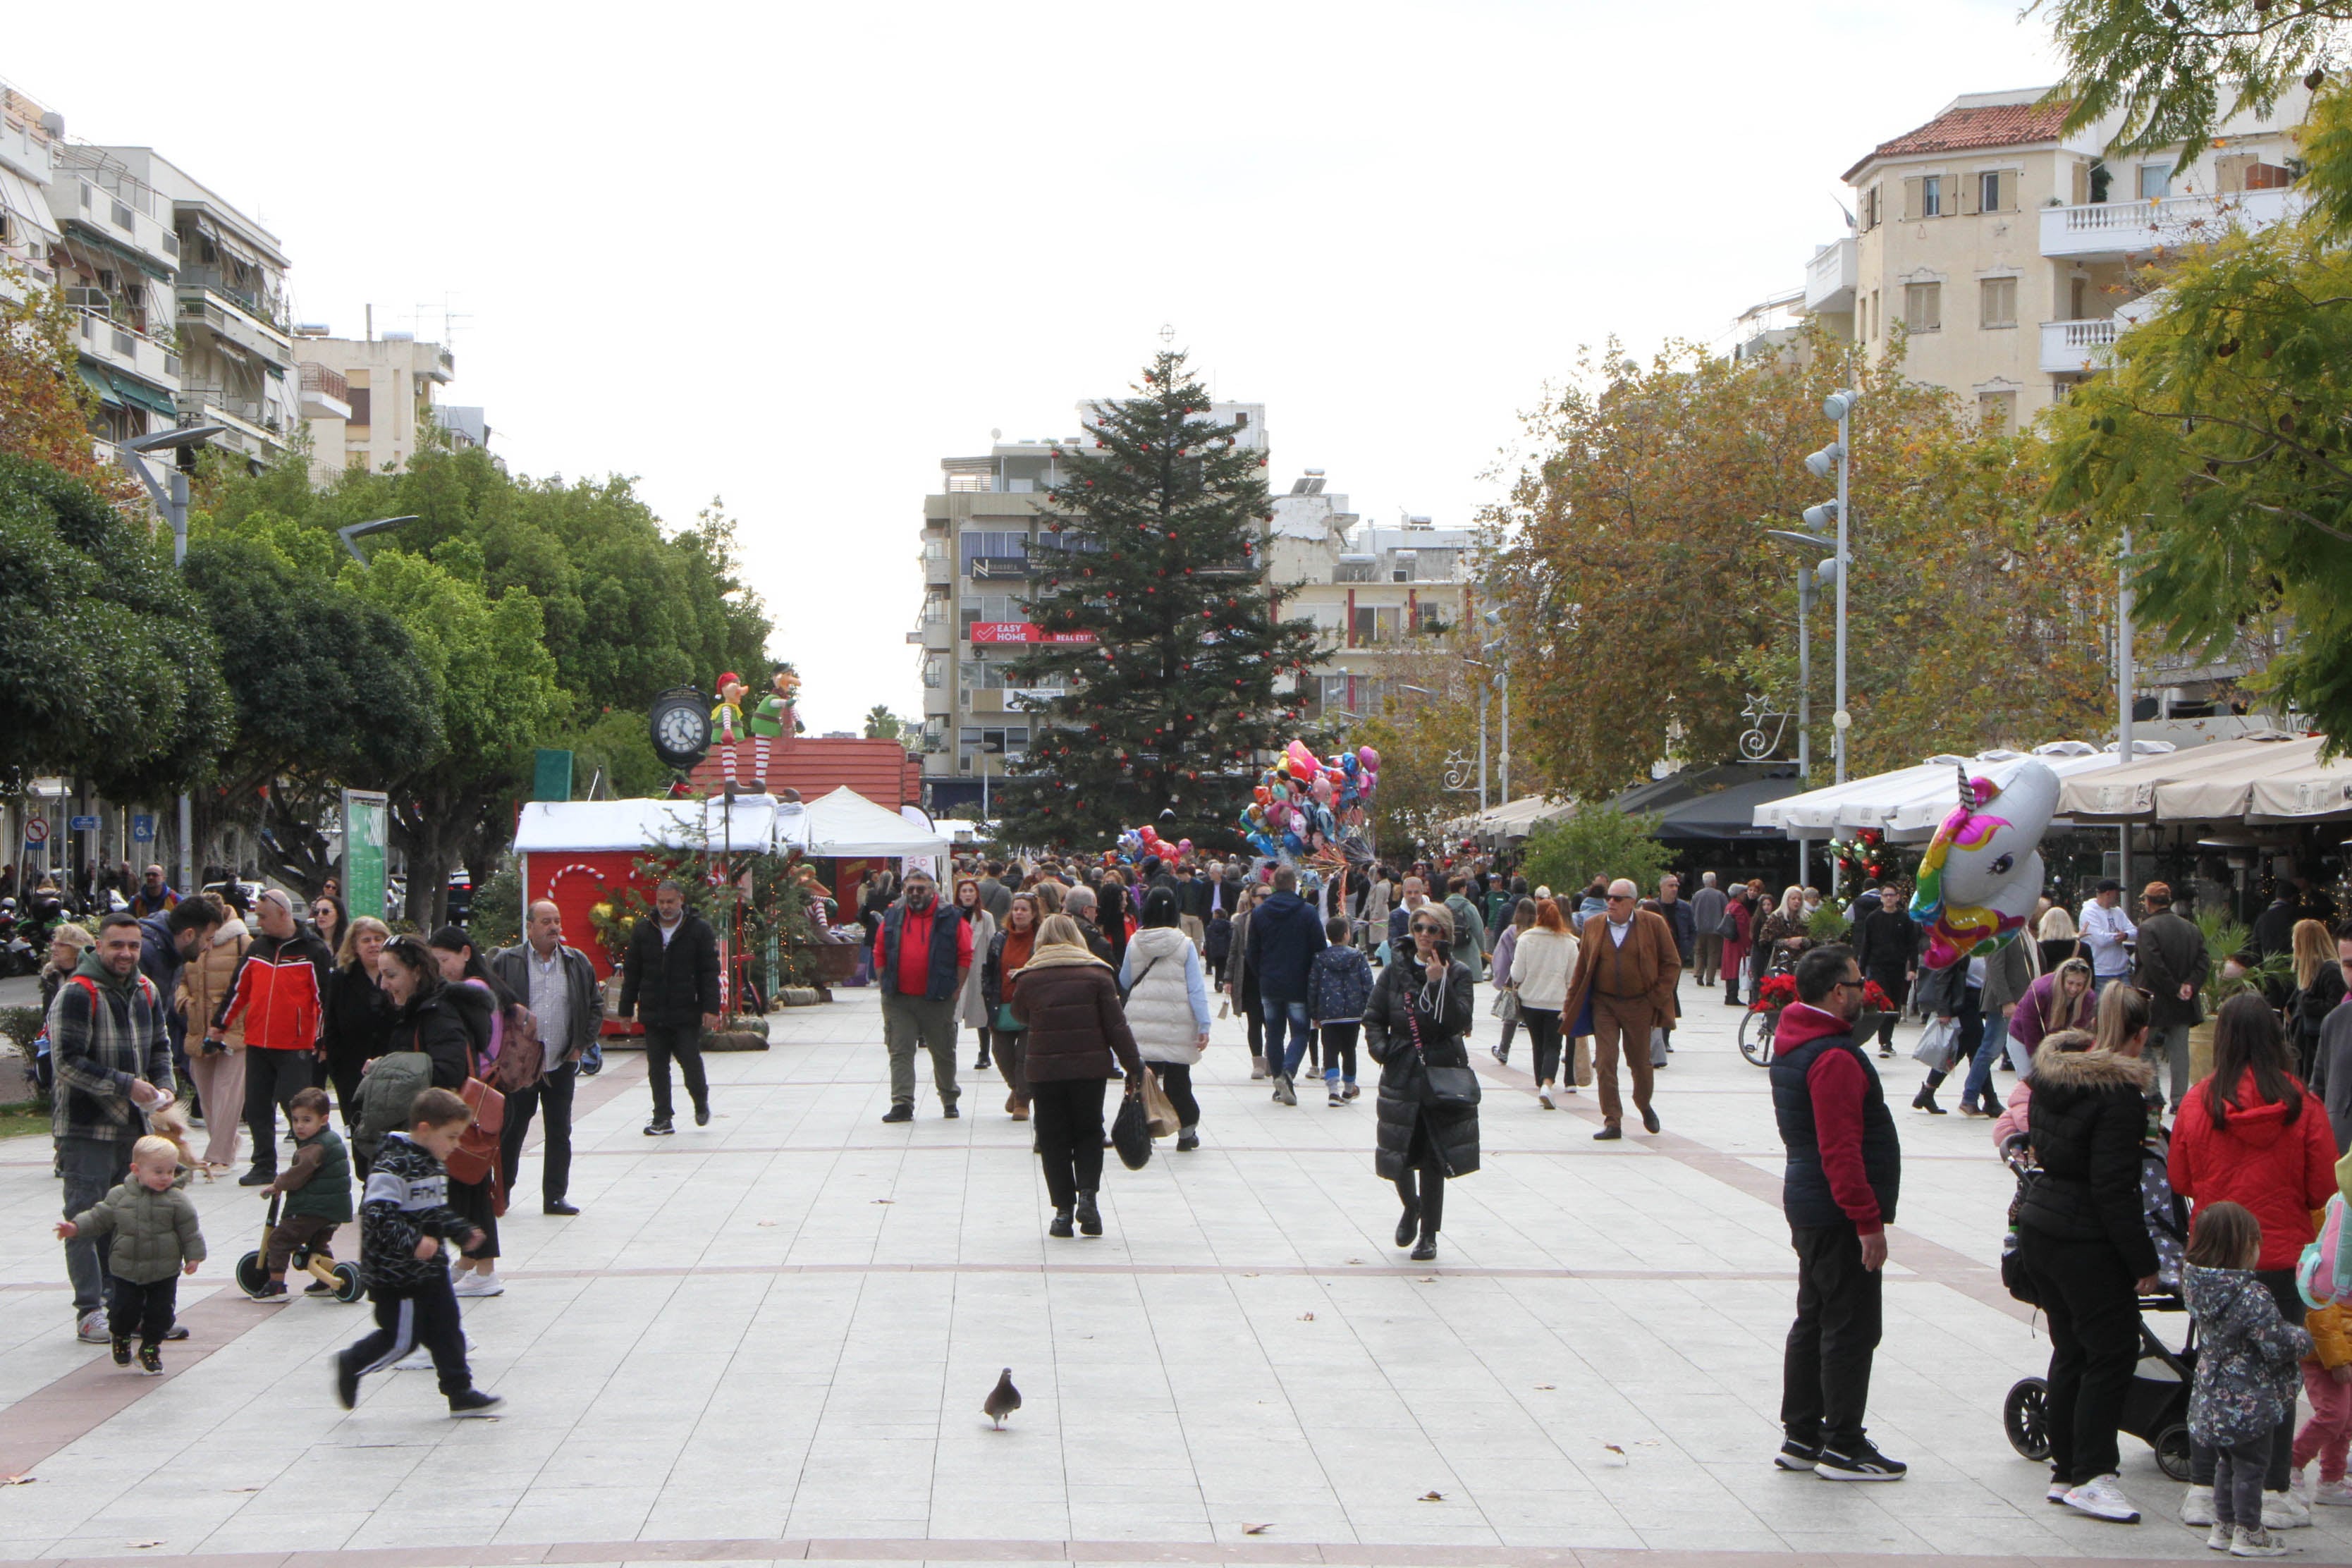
[207,889,334,1186]
[1770,943,1906,1482]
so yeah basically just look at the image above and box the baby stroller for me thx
[1999,1130,2195,1481]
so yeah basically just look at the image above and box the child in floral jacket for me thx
[2186,1201,2313,1556]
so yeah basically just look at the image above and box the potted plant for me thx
[2188,908,2293,1082]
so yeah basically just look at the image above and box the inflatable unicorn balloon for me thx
[1908,759,2059,971]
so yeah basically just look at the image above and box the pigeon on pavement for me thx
[984,1368,1021,1430]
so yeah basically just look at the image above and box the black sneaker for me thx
[1074,1191,1102,1237]
[305,1281,336,1296]
[543,1201,580,1216]
[111,1335,131,1367]
[333,1350,360,1409]
[1775,1439,1822,1471]
[1048,1208,1074,1238]
[447,1388,504,1419]
[1815,1438,1906,1481]
[238,1168,276,1187]
[255,1281,288,1299]
[881,1104,914,1124]
[644,1118,675,1137]
[1176,1128,1200,1152]
[942,1103,960,1120]
[694,1105,710,1127]
[137,1344,163,1377]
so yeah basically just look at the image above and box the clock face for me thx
[649,693,711,767]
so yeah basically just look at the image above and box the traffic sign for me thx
[68,814,97,832]
[23,817,48,843]
[132,814,155,842]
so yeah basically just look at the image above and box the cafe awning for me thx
[2056,731,2313,822]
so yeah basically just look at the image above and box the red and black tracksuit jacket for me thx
[212,931,334,1053]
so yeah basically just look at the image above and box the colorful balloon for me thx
[1909,761,2058,971]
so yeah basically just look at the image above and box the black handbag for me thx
[1110,1080,1153,1170]
[1406,990,1481,1110]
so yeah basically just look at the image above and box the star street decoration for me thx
[1737,693,1793,761]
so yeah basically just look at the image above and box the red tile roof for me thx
[1844,100,2074,183]
[687,735,921,808]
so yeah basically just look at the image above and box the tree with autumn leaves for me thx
[1481,334,2114,804]
[996,350,1321,850]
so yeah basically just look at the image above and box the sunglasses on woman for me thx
[1411,922,1445,936]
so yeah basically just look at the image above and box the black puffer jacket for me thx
[382,981,494,1091]
[2021,1041,2161,1279]
[1364,957,1479,1182]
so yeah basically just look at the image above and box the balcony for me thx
[74,308,178,386]
[65,180,178,271]
[2040,317,2122,374]
[924,549,953,586]
[0,117,52,184]
[177,272,293,369]
[1803,236,1856,314]
[176,389,284,457]
[298,361,352,421]
[2039,188,2309,261]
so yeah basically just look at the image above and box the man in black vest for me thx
[1770,943,1906,1483]
[874,869,972,1124]
[618,879,722,1136]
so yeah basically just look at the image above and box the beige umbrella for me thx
[2248,742,2352,821]
[2057,732,2308,822]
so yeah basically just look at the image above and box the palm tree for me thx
[862,704,902,740]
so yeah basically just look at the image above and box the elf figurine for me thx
[711,673,747,793]
[747,665,799,792]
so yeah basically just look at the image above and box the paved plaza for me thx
[2,981,2346,1567]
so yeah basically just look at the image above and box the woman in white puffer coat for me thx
[1121,887,1213,1151]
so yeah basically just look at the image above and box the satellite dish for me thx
[991,428,1002,440]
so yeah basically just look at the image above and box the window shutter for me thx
[2071,160,2090,206]
[1901,177,1922,221]
[2215,154,2253,194]
[1956,173,1980,216]
[2002,170,2020,212]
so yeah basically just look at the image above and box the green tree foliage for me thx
[1519,808,1673,901]
[2033,0,2346,163]
[998,350,1320,850]
[0,455,231,800]
[1484,335,2112,802]
[864,704,904,740]
[181,527,442,893]
[2045,198,2352,735]
[551,708,671,800]
[345,549,563,927]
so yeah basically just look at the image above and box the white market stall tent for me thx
[778,787,952,859]
[513,794,795,856]
[1754,742,2174,843]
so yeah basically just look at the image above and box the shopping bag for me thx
[1140,1068,1180,1138]
[1572,1033,1593,1087]
[1649,1026,1670,1067]
[1911,1016,1960,1072]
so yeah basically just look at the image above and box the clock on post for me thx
[648,686,713,770]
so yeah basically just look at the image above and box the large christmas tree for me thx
[997,349,1319,851]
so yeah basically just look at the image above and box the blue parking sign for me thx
[132,814,155,842]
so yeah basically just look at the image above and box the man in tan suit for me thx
[1562,877,1682,1140]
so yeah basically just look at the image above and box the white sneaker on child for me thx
[2314,1478,2352,1507]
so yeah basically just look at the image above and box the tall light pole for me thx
[120,425,224,896]
[1483,610,1510,802]
[1805,388,1860,784]
[1764,527,1833,891]
[2117,524,2136,889]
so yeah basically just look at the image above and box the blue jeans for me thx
[1961,1012,2011,1108]
[1261,997,1312,1079]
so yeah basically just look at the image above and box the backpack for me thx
[487,999,544,1094]
[2301,1192,2352,1310]
[351,1051,434,1164]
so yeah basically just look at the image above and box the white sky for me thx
[11,1,2062,735]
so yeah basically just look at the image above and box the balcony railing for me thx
[1804,236,1856,314]
[2040,318,2122,374]
[299,362,348,401]
[2039,188,2308,259]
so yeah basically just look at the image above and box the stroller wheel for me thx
[2153,1421,2193,1482]
[233,1250,270,1299]
[2004,1377,2053,1462]
[330,1262,365,1304]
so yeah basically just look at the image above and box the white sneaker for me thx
[2233,1524,2291,1557]
[75,1309,109,1345]
[2262,1489,2310,1529]
[2062,1474,2140,1523]
[1537,1087,1555,1109]
[2183,1485,2217,1526]
[2206,1521,2233,1552]
[451,1270,504,1298]
[2291,1467,2313,1502]
[2314,1478,2352,1507]
[2046,1478,2074,1505]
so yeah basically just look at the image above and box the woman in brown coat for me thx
[178,902,252,1171]
[1010,913,1144,1238]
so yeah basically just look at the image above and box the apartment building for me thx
[0,88,61,305]
[1801,85,2311,428]
[293,329,460,482]
[1270,477,1477,724]
[100,145,295,466]
[916,402,1268,815]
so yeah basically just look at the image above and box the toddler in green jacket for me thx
[55,1134,206,1375]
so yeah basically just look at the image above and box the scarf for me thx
[1014,942,1108,976]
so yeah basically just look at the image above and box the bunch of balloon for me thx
[1242,740,1380,864]
[1115,825,1194,868]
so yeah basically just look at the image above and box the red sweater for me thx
[2170,1070,2338,1270]
[1777,1002,1884,1235]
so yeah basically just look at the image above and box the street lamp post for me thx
[119,425,225,897]
[1482,610,1510,803]
[1805,389,1861,785]
[1763,527,1834,892]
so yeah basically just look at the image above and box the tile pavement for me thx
[0,972,2344,1565]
